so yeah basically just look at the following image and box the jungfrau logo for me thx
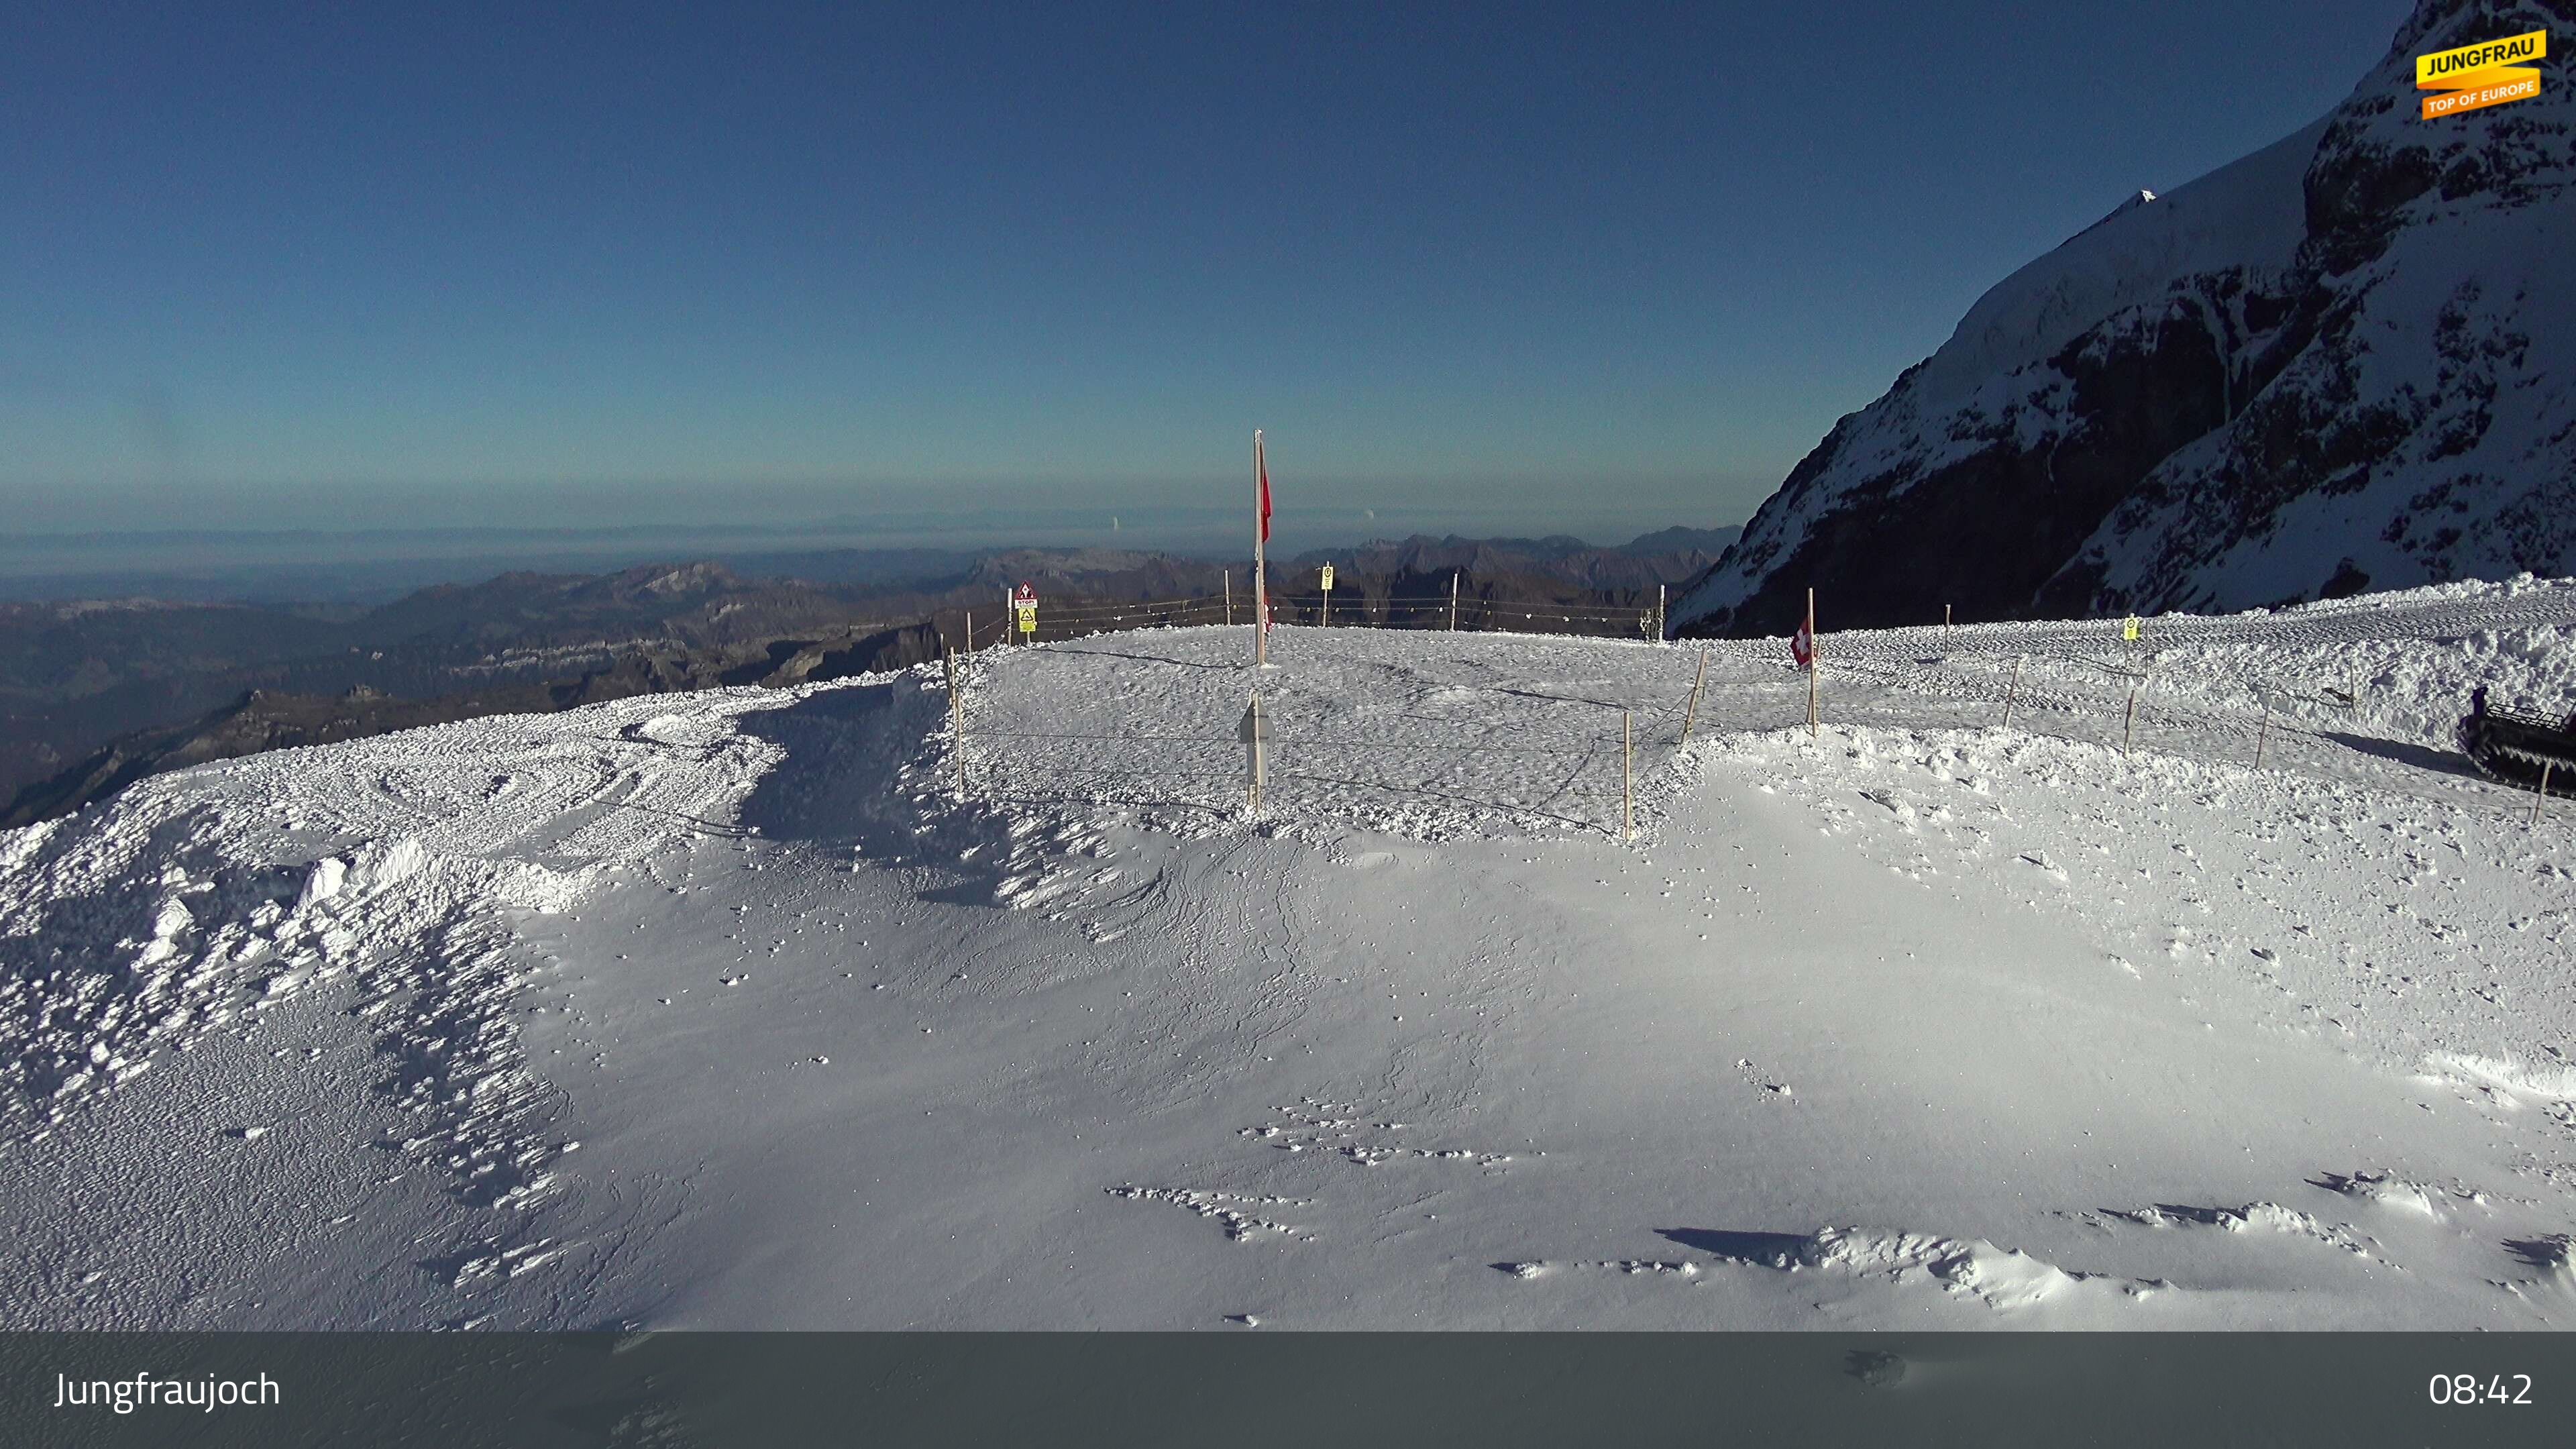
[2415,28,2546,119]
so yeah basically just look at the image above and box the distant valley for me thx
[0,527,1736,824]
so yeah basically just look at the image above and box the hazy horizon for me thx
[0,499,1748,604]
[0,467,1765,540]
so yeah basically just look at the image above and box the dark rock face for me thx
[1675,0,2576,638]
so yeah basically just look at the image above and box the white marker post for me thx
[1449,573,1460,632]
[1238,693,1269,814]
[1320,562,1334,627]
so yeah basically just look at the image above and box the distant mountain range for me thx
[1,526,1735,824]
[1286,527,1740,594]
[1674,0,2575,638]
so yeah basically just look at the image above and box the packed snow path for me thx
[0,580,2569,1330]
[957,574,2576,833]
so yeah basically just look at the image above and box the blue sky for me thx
[3,1,2414,541]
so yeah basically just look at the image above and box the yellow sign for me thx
[1015,604,1037,635]
[1320,564,1335,592]
[2121,616,2141,643]
[2417,30,2546,85]
[2417,30,2546,119]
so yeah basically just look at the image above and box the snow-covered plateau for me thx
[3,578,2573,1330]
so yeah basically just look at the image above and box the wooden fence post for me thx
[2121,684,2139,758]
[945,649,966,800]
[1679,648,1709,748]
[1450,573,1460,632]
[1622,710,1635,841]
[2000,655,2023,729]
[2253,702,2272,769]
[2536,761,2556,828]
[1805,588,1819,739]
[1225,571,1233,627]
[1944,603,1952,649]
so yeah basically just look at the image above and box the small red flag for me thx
[1790,619,1813,669]
[1258,437,1273,543]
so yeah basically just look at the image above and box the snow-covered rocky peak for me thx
[1908,125,2318,421]
[1673,0,2575,639]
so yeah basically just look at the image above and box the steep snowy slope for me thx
[1,590,2571,1331]
[1675,0,2576,638]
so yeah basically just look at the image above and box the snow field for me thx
[956,574,2576,844]
[0,580,2569,1329]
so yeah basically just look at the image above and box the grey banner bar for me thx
[5,1332,2571,1447]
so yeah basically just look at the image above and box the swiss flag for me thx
[1258,435,1273,543]
[1790,619,1813,669]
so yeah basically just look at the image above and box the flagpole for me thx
[1254,429,1269,668]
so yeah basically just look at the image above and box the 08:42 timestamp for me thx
[2429,1374,2532,1405]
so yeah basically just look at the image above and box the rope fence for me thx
[1788,645,2563,827]
[941,577,1670,652]
[920,595,2563,836]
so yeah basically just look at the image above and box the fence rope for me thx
[941,604,2544,830]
